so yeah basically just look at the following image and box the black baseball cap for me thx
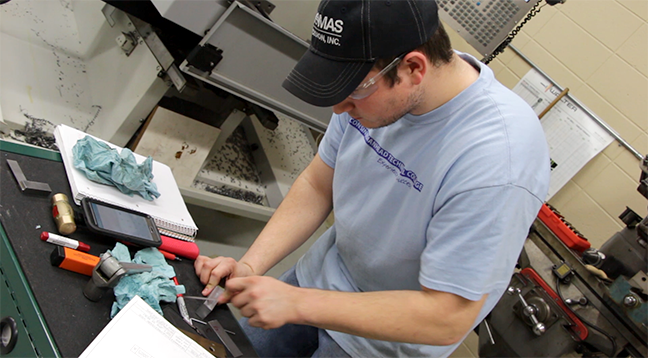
[282,0,439,107]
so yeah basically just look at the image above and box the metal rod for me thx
[508,45,643,160]
[483,319,496,345]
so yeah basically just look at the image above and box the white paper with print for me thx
[80,296,213,358]
[513,69,614,200]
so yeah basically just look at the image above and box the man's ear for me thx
[402,51,427,85]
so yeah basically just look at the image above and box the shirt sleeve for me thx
[419,183,543,301]
[317,114,347,169]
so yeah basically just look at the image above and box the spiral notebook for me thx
[54,124,198,239]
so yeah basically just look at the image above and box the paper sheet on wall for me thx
[79,295,213,358]
[512,69,614,200]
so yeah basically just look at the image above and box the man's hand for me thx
[194,255,255,296]
[221,276,302,330]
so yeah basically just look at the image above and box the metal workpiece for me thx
[195,286,225,320]
[6,159,51,195]
[208,319,243,358]
[84,252,152,302]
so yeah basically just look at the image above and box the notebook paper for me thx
[54,124,198,237]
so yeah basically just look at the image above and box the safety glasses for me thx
[348,53,406,100]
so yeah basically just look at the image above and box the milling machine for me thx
[479,156,648,357]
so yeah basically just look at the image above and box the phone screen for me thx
[90,202,156,242]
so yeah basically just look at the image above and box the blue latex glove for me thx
[108,243,184,317]
[72,135,160,200]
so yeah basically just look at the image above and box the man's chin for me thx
[357,117,400,129]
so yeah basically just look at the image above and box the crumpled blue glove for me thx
[72,135,160,200]
[108,243,184,317]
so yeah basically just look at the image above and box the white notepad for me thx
[79,295,213,358]
[54,124,198,238]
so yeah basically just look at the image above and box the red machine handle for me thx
[537,204,590,253]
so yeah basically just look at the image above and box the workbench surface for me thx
[0,141,256,357]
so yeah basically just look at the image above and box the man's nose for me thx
[332,98,355,114]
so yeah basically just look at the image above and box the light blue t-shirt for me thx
[296,52,550,357]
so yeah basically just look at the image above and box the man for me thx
[195,0,550,356]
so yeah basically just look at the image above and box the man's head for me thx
[282,0,441,108]
[372,24,453,88]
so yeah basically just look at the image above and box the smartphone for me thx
[80,197,162,248]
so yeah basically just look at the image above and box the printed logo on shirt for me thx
[312,12,343,46]
[349,118,424,192]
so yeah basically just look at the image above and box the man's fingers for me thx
[193,255,208,277]
[201,282,216,296]
[198,257,230,286]
[205,270,222,291]
[238,303,255,320]
[217,288,235,304]
[203,268,228,296]
[197,257,215,285]
[225,276,250,292]
[218,277,251,304]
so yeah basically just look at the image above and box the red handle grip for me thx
[537,204,590,253]
[159,235,200,260]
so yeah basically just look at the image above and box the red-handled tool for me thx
[159,235,200,260]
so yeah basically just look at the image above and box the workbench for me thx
[0,140,257,357]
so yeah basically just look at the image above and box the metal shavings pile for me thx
[201,126,260,183]
[11,113,58,150]
[258,115,315,180]
[195,126,267,205]
[195,181,265,205]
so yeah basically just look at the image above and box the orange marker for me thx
[50,246,100,276]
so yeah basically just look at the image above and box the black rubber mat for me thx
[0,148,255,357]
